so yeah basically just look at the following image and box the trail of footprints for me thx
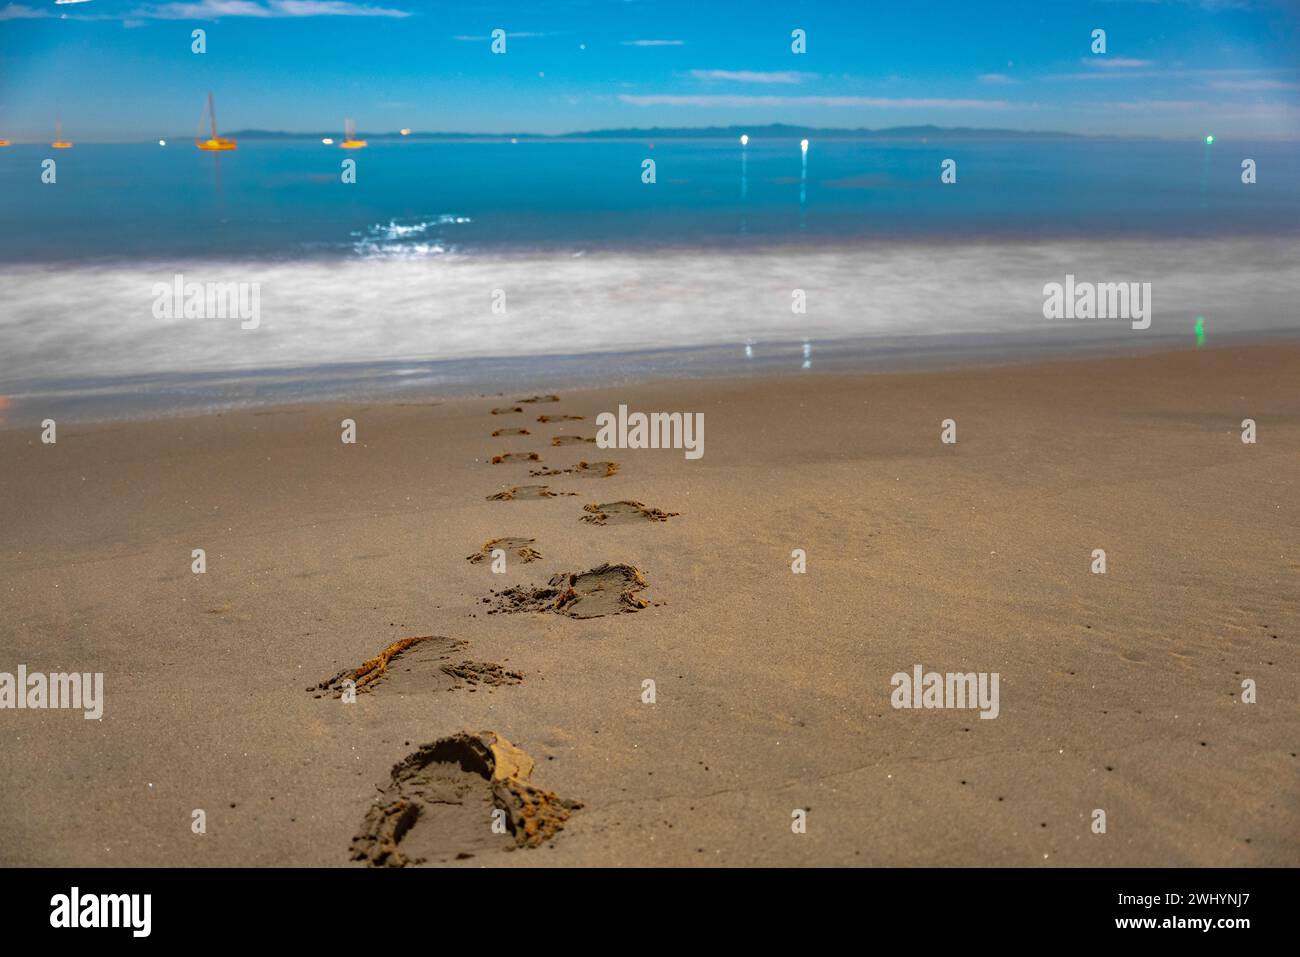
[310,392,678,865]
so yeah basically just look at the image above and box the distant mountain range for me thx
[222,123,1086,142]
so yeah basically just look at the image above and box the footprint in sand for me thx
[530,460,619,478]
[538,414,584,423]
[487,562,652,619]
[518,395,561,404]
[467,537,542,564]
[440,661,526,688]
[350,731,581,867]
[487,485,577,500]
[491,406,523,415]
[580,501,679,525]
[490,451,541,464]
[308,636,522,698]
[492,427,531,437]
[552,435,596,446]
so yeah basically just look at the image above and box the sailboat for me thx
[51,121,72,149]
[0,139,11,147]
[339,118,367,149]
[195,92,237,151]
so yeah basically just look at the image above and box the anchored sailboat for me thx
[51,121,72,149]
[196,92,237,151]
[339,118,367,149]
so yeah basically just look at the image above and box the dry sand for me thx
[1,343,1296,866]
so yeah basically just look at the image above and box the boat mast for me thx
[208,92,218,139]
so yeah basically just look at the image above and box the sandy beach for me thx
[1,342,1296,867]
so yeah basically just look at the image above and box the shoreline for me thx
[5,236,1297,424]
[3,225,1299,271]
[4,331,1298,429]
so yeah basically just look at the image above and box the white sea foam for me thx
[350,215,471,258]
[1,237,1296,396]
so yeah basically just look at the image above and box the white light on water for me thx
[321,137,334,145]
[158,139,166,146]
[800,138,809,153]
[740,134,749,146]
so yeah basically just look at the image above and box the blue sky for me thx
[1,0,1297,140]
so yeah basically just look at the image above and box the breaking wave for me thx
[350,215,472,259]
[1,236,1296,408]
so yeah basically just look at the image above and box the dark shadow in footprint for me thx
[310,636,522,698]
[581,501,679,525]
[491,407,523,415]
[492,427,531,437]
[552,435,596,446]
[488,562,651,619]
[467,537,542,564]
[517,395,560,404]
[490,451,541,464]
[530,460,619,478]
[538,414,583,422]
[350,731,582,867]
[487,485,577,500]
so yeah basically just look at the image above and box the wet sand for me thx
[1,343,1297,866]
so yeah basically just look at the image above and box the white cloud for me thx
[618,94,1010,109]
[129,0,411,18]
[1207,78,1298,91]
[690,70,811,85]
[275,0,406,12]
[1112,99,1203,111]
[0,3,50,18]
[978,73,1016,85]
[1050,66,1297,83]
[620,39,684,47]
[453,31,551,41]
[1082,57,1154,69]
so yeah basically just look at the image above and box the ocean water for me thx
[1,138,1298,421]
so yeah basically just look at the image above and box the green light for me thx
[1204,134,1214,145]
[1195,315,1205,347]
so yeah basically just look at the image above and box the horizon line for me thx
[3,123,1288,144]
